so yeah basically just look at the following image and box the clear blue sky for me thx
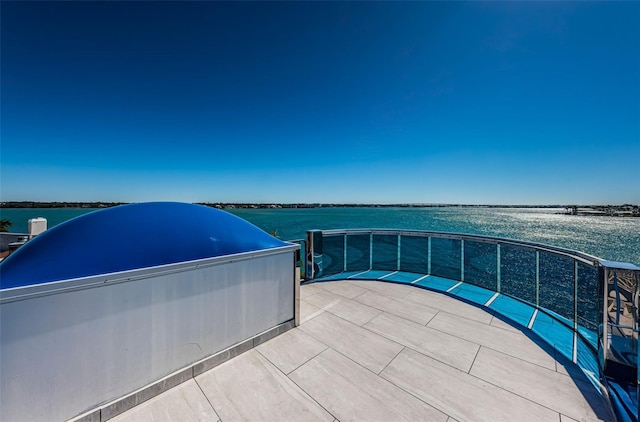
[1,1,639,204]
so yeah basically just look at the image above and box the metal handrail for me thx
[318,228,601,265]
[305,228,639,397]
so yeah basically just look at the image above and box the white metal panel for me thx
[0,249,295,422]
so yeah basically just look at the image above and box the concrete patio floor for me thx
[111,280,615,422]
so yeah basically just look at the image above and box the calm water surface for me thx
[2,207,639,265]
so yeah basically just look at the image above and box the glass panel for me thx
[488,295,534,329]
[607,268,637,333]
[308,230,323,278]
[532,310,574,360]
[372,234,398,271]
[578,325,598,350]
[576,335,599,378]
[464,240,497,291]
[539,251,575,322]
[606,268,638,368]
[346,234,370,272]
[399,235,429,274]
[415,276,458,292]
[431,237,461,280]
[577,262,599,331]
[383,272,424,284]
[449,283,494,305]
[500,244,537,304]
[322,235,344,276]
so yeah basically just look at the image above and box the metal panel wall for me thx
[0,248,296,422]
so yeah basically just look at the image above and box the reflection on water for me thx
[2,206,639,265]
[231,207,639,266]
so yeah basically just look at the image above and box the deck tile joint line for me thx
[378,345,406,375]
[378,271,398,280]
[446,281,463,292]
[423,310,439,326]
[463,361,570,415]
[484,292,500,307]
[378,370,452,419]
[285,361,339,422]
[527,308,539,329]
[194,376,221,421]
[411,274,430,284]
[327,342,400,381]
[286,343,329,375]
[347,270,371,279]
[468,345,482,374]
[259,335,329,376]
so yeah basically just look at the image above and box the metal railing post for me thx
[306,230,322,280]
[460,239,465,282]
[536,250,540,307]
[427,237,432,274]
[369,233,373,270]
[573,259,579,362]
[601,266,610,372]
[397,234,401,271]
[305,227,638,414]
[497,244,501,293]
[343,234,347,272]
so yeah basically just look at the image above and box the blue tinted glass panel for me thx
[488,295,534,329]
[322,235,344,275]
[576,335,599,380]
[577,262,599,332]
[532,310,574,361]
[609,333,637,368]
[399,235,429,274]
[372,234,398,271]
[350,270,394,280]
[431,237,461,280]
[316,271,362,281]
[539,252,575,321]
[415,276,458,292]
[383,272,425,284]
[578,325,598,350]
[346,234,370,271]
[464,240,497,290]
[500,244,536,305]
[449,283,494,306]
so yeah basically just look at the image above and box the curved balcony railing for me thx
[304,229,639,421]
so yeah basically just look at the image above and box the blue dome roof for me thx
[0,202,288,289]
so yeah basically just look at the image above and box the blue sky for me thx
[2,1,639,204]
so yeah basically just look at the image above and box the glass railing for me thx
[304,229,639,421]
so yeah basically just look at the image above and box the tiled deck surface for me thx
[112,280,615,422]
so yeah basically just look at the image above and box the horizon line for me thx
[1,201,639,208]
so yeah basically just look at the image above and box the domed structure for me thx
[0,202,287,289]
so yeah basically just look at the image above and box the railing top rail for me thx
[305,227,638,419]
[314,228,606,266]
[598,260,640,271]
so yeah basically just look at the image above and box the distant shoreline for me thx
[0,201,638,216]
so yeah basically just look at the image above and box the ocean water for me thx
[2,206,639,265]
